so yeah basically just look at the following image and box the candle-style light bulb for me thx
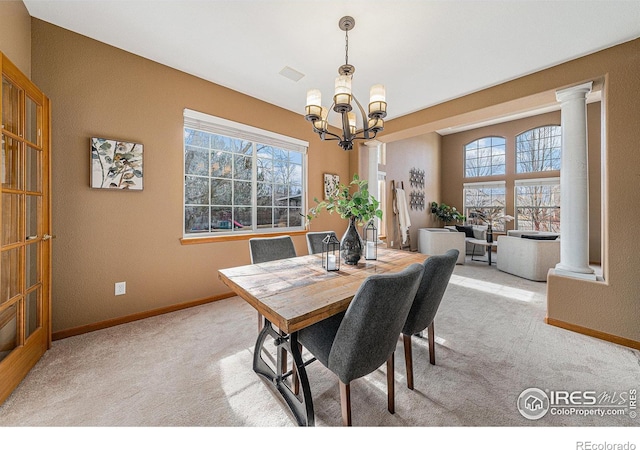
[305,89,323,121]
[368,84,387,119]
[334,75,353,112]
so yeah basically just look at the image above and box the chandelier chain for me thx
[344,28,349,66]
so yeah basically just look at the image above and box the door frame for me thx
[0,52,52,404]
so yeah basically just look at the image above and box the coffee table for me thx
[467,238,498,265]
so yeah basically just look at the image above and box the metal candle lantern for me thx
[364,220,378,260]
[322,234,341,271]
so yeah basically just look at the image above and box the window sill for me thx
[180,229,308,245]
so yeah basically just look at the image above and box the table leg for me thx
[252,319,315,426]
[488,246,492,265]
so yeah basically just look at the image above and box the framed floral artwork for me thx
[324,173,339,200]
[91,137,143,190]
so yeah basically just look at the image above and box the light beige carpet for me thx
[1,257,638,429]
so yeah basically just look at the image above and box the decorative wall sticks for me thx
[409,191,425,210]
[409,167,425,210]
[409,167,424,188]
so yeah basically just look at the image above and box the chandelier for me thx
[304,16,386,151]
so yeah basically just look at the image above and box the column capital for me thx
[556,81,593,102]
[364,139,382,148]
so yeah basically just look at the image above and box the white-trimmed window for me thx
[515,178,560,232]
[183,109,308,237]
[463,181,507,231]
[464,136,506,178]
[516,125,561,173]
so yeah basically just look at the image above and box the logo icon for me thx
[517,388,550,420]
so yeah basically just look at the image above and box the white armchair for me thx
[496,235,560,281]
[417,228,466,264]
[445,225,488,256]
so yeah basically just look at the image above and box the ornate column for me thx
[554,82,596,279]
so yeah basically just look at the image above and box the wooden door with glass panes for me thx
[0,53,51,404]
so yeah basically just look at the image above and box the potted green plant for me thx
[430,201,466,225]
[306,173,383,265]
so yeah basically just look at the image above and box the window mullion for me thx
[251,142,258,232]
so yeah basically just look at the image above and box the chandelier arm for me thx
[315,129,342,142]
[341,111,353,142]
[351,130,379,142]
[310,100,344,142]
[352,95,372,138]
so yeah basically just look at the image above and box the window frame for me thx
[182,109,308,240]
[514,177,560,232]
[463,136,506,178]
[463,181,507,231]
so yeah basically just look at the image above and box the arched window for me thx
[516,125,561,173]
[464,136,506,177]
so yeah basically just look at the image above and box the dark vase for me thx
[486,223,493,243]
[341,216,364,265]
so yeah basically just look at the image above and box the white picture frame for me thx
[324,173,339,200]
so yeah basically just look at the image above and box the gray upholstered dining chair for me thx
[248,235,300,392]
[249,235,297,330]
[249,235,297,264]
[298,263,424,426]
[402,248,458,390]
[306,231,337,255]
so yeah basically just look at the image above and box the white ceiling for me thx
[23,0,640,126]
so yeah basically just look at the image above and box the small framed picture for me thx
[324,173,339,200]
[91,137,143,190]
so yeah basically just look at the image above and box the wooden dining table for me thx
[218,247,427,426]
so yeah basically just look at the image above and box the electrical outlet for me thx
[115,281,126,296]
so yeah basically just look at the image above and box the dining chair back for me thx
[249,235,297,331]
[249,235,296,264]
[298,263,424,425]
[402,248,458,390]
[306,231,337,255]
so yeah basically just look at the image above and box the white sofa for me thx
[418,228,466,264]
[496,234,560,281]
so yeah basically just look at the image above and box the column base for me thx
[551,267,598,281]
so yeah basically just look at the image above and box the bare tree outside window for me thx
[464,137,506,178]
[516,183,560,232]
[516,126,561,173]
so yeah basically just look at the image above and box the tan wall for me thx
[440,104,602,263]
[0,0,31,77]
[383,133,441,250]
[385,39,640,344]
[31,19,351,333]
